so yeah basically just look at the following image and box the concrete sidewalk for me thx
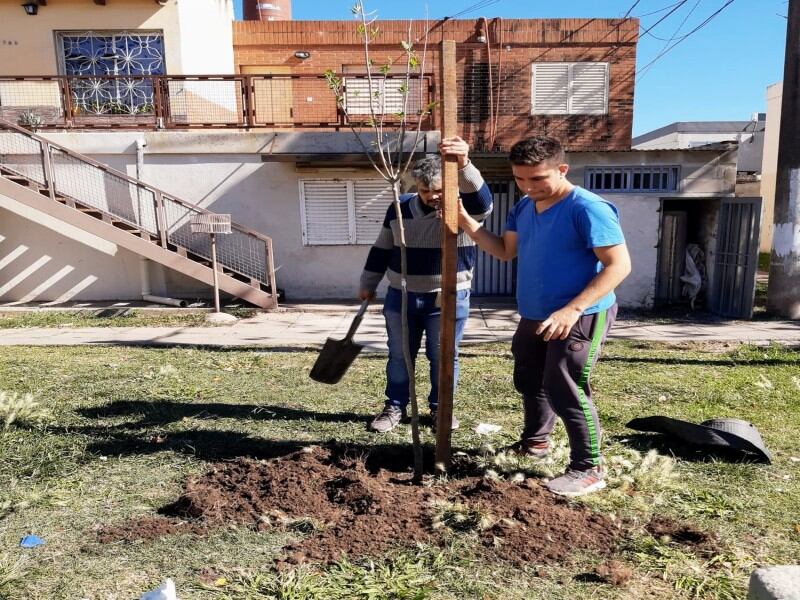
[0,303,798,349]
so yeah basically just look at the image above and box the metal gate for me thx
[655,211,688,304]
[710,197,762,318]
[472,179,517,296]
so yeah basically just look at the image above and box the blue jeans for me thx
[383,287,470,410]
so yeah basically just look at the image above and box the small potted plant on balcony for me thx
[17,110,45,132]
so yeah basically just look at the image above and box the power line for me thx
[636,0,736,81]
[642,0,701,46]
[443,0,501,20]
[637,0,688,39]
[622,0,642,19]
[635,1,686,18]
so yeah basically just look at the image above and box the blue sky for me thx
[234,1,787,136]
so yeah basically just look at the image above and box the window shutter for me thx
[344,78,375,115]
[531,63,569,114]
[354,180,393,244]
[570,63,608,115]
[300,181,351,245]
[344,78,420,116]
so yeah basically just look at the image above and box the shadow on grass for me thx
[611,433,765,464]
[83,341,393,358]
[85,341,326,352]
[67,427,456,474]
[602,355,800,366]
[78,400,368,428]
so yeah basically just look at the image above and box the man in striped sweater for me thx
[359,136,493,433]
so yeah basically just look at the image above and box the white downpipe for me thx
[135,138,146,179]
[143,294,188,308]
[140,257,151,297]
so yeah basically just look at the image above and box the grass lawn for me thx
[0,341,798,599]
[0,309,257,329]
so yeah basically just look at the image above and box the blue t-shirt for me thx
[505,186,625,320]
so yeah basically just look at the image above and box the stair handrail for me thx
[0,117,278,303]
[0,117,272,245]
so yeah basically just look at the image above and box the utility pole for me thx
[767,0,800,319]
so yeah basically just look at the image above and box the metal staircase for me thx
[0,119,278,309]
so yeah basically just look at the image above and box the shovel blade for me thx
[309,337,365,384]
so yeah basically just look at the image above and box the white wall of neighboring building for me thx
[0,0,234,76]
[760,82,782,253]
[176,0,236,74]
[0,132,737,306]
[633,126,764,174]
[633,132,736,150]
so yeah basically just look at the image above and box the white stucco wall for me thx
[176,0,235,74]
[0,203,155,303]
[599,194,659,308]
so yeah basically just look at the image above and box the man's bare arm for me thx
[458,201,518,261]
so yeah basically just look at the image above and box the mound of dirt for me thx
[97,446,621,566]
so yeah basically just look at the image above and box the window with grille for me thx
[343,77,423,116]
[584,166,680,193]
[57,31,165,115]
[299,179,393,245]
[531,62,608,115]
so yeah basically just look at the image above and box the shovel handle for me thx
[344,298,370,342]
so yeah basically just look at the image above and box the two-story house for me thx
[0,1,760,317]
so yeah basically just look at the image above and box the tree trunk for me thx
[391,181,424,481]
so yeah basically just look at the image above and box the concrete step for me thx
[112,220,140,232]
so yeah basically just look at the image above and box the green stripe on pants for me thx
[576,310,607,467]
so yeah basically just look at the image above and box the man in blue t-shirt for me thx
[458,136,631,497]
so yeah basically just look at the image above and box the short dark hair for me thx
[509,136,565,166]
[411,156,442,187]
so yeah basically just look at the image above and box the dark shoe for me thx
[430,409,459,432]
[545,467,606,497]
[369,405,405,433]
[507,439,551,459]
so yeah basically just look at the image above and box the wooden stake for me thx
[435,39,458,473]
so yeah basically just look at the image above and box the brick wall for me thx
[233,17,638,151]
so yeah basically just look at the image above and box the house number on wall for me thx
[1,40,20,46]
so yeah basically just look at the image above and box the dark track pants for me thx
[510,305,617,471]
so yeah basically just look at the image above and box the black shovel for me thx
[309,299,370,384]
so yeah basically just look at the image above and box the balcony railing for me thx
[0,75,435,131]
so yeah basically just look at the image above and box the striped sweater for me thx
[360,162,493,294]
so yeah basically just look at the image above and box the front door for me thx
[710,197,762,318]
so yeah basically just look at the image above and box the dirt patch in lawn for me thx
[98,446,622,565]
[646,515,721,555]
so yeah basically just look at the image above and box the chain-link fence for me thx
[164,77,246,127]
[161,195,268,282]
[0,126,47,185]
